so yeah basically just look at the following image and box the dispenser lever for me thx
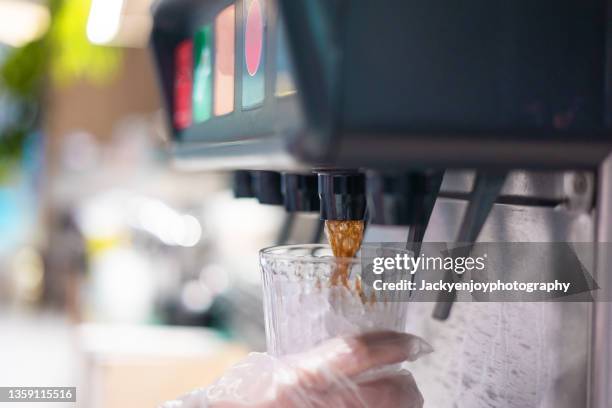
[432,171,508,320]
[406,171,444,255]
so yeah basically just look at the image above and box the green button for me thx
[193,25,213,123]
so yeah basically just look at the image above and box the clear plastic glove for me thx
[162,331,432,408]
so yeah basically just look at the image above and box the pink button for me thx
[245,0,263,77]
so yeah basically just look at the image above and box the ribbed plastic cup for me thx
[259,244,409,356]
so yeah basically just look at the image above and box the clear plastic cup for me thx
[259,244,409,356]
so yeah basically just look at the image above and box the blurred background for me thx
[0,0,308,406]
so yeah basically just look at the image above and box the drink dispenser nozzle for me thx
[282,173,323,243]
[317,171,367,221]
[281,174,320,212]
[367,171,443,230]
[232,170,255,198]
[252,171,284,205]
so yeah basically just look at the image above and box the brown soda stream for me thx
[325,220,372,302]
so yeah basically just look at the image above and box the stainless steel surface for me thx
[441,170,595,204]
[589,153,612,408]
[365,172,594,408]
[433,172,508,320]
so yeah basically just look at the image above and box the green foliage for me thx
[1,0,123,98]
[0,39,48,100]
[0,127,26,182]
[0,0,123,179]
[48,0,121,86]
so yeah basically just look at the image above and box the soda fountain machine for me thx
[150,0,612,406]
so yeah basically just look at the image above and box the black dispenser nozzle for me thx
[282,173,320,212]
[317,171,367,221]
[232,170,255,198]
[252,171,283,205]
[367,172,435,226]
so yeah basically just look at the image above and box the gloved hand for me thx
[162,331,432,408]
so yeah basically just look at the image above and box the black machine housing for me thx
[151,0,612,171]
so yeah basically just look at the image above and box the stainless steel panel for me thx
[441,170,594,204]
[589,153,612,408]
[364,178,594,407]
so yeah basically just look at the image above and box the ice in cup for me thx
[259,244,409,356]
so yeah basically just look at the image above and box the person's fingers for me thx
[343,331,433,374]
[209,372,425,408]
[283,371,424,408]
[354,371,424,408]
[202,332,432,408]
[287,331,432,391]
